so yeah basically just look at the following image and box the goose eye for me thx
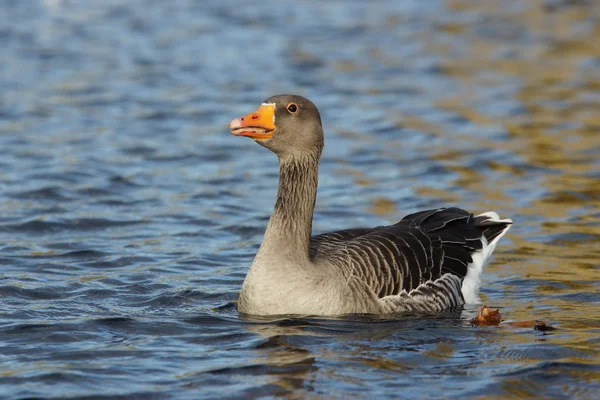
[286,103,298,114]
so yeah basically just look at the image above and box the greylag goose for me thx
[229,94,512,316]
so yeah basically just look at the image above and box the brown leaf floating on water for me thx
[503,320,537,328]
[470,305,556,331]
[504,320,556,331]
[533,321,555,331]
[470,305,502,326]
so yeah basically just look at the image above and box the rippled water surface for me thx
[1,0,599,398]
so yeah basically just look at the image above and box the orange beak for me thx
[229,103,276,140]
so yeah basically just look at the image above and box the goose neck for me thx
[260,152,320,261]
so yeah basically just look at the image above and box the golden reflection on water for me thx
[425,0,600,362]
[328,1,600,389]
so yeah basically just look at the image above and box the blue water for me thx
[1,0,599,398]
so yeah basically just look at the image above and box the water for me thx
[1,0,599,398]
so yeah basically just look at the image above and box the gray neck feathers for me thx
[258,151,320,262]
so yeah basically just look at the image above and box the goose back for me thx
[310,207,511,311]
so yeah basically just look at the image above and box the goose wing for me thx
[310,227,380,259]
[311,207,511,307]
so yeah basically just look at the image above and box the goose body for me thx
[230,95,512,316]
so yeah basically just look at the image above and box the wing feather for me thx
[311,207,511,307]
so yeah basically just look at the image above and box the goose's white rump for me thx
[230,94,513,316]
[461,212,513,304]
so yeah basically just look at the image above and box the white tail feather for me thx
[461,212,512,304]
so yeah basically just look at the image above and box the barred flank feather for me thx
[311,208,512,312]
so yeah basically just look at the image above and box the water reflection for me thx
[0,0,599,398]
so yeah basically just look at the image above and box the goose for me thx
[229,94,512,316]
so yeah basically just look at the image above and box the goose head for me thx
[229,94,324,158]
